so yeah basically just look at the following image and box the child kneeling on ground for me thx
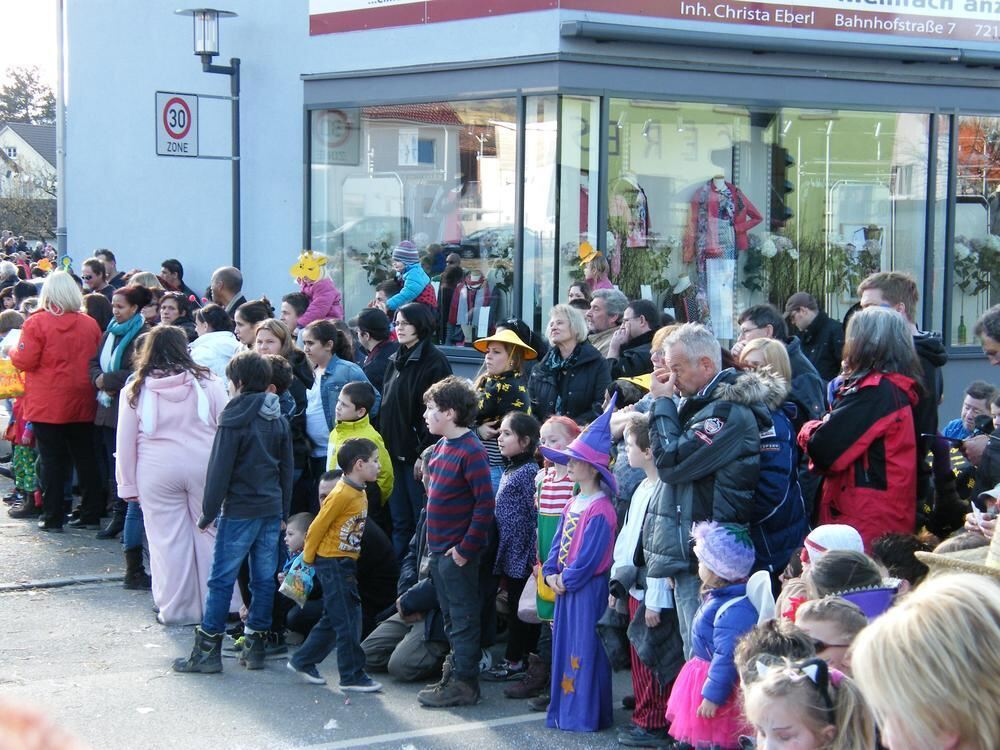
[173,350,293,674]
[286,438,383,692]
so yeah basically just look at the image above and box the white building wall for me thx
[65,0,561,303]
[0,129,55,200]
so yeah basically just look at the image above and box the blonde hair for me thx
[740,337,793,386]
[37,271,83,315]
[796,597,868,640]
[549,304,589,344]
[851,573,1000,750]
[652,323,681,355]
[128,271,164,291]
[254,318,294,358]
[743,659,875,750]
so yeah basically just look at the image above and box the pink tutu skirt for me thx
[666,657,750,750]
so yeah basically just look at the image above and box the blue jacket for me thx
[318,355,380,431]
[690,582,758,706]
[386,263,431,312]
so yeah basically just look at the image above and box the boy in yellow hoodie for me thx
[326,381,393,532]
[287,438,383,692]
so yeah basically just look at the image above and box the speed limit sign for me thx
[156,92,199,157]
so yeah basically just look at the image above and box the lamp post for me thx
[176,8,241,269]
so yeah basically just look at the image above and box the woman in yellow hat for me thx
[473,328,536,494]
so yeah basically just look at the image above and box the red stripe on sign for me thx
[426,0,556,23]
[561,0,662,13]
[310,4,428,35]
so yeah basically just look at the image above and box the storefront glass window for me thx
[309,99,518,342]
[951,114,1000,347]
[603,100,931,341]
[522,96,557,332]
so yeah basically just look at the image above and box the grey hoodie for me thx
[198,391,293,528]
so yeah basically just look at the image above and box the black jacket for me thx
[609,329,655,379]
[798,311,843,382]
[913,331,946,437]
[363,339,399,397]
[642,368,768,580]
[785,337,827,429]
[358,519,399,633]
[397,509,447,643]
[199,391,293,527]
[284,350,314,470]
[88,323,150,429]
[528,340,611,424]
[172,318,198,343]
[380,338,453,464]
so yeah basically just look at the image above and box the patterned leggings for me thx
[13,445,37,492]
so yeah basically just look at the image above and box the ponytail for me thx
[830,673,875,750]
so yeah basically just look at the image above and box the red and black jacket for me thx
[798,371,919,550]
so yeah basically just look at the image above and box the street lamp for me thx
[175,8,241,269]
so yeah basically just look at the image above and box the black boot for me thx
[239,631,266,670]
[97,509,125,539]
[123,547,152,590]
[172,627,223,674]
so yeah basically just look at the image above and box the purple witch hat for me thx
[540,393,617,496]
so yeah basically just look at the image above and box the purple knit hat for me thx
[392,240,419,266]
[692,522,755,582]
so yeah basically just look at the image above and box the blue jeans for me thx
[291,556,367,684]
[201,515,281,635]
[430,551,482,681]
[388,459,424,560]
[673,570,703,660]
[123,500,145,551]
[489,465,504,498]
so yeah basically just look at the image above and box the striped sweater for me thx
[425,430,495,559]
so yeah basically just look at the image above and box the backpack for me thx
[414,282,438,309]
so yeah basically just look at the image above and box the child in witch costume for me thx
[540,395,619,733]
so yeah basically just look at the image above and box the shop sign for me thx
[312,109,361,166]
[309,0,1000,44]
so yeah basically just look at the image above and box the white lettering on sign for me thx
[156,92,199,158]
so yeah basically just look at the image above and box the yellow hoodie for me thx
[325,414,394,504]
[303,478,366,563]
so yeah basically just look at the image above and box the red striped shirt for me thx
[425,431,495,559]
[537,467,575,516]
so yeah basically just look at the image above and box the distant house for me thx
[0,122,56,200]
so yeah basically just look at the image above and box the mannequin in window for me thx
[683,174,762,334]
[608,173,651,278]
[446,269,491,345]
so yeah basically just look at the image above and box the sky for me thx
[0,1,59,90]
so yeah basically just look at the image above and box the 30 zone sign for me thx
[156,92,199,157]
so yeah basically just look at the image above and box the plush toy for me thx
[290,250,343,325]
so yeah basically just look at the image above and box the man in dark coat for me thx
[785,291,844,382]
[352,308,399,398]
[607,298,659,379]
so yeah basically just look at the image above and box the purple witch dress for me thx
[542,492,617,732]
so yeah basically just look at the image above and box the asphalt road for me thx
[0,476,636,750]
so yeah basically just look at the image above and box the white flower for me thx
[955,242,972,261]
[986,234,1000,253]
[761,239,778,258]
[969,251,980,266]
[788,247,799,260]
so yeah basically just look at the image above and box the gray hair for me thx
[664,323,722,372]
[592,288,628,323]
[975,304,1000,342]
[0,261,16,280]
[843,307,923,381]
[37,270,84,316]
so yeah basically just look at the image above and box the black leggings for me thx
[504,576,541,664]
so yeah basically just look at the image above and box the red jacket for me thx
[10,310,102,424]
[798,371,919,550]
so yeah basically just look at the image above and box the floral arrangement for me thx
[742,233,799,293]
[954,234,1000,297]
[482,228,515,293]
[826,239,881,298]
[361,231,396,286]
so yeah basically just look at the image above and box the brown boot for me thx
[504,653,549,699]
[417,676,480,707]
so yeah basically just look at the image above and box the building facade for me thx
[65,0,1000,412]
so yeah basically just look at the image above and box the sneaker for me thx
[478,648,493,674]
[3,490,23,505]
[482,660,526,682]
[286,660,326,685]
[617,725,673,748]
[339,675,382,693]
[222,635,246,658]
[527,692,550,712]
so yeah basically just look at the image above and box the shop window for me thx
[4,146,15,159]
[951,115,1000,347]
[602,101,932,341]
[309,99,517,343]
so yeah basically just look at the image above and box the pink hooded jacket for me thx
[298,277,344,325]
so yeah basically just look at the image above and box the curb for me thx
[0,573,121,593]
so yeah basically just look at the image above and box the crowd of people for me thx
[1,236,998,749]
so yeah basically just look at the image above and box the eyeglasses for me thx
[810,638,851,652]
[81,274,94,281]
[738,324,764,337]
[446,259,460,265]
